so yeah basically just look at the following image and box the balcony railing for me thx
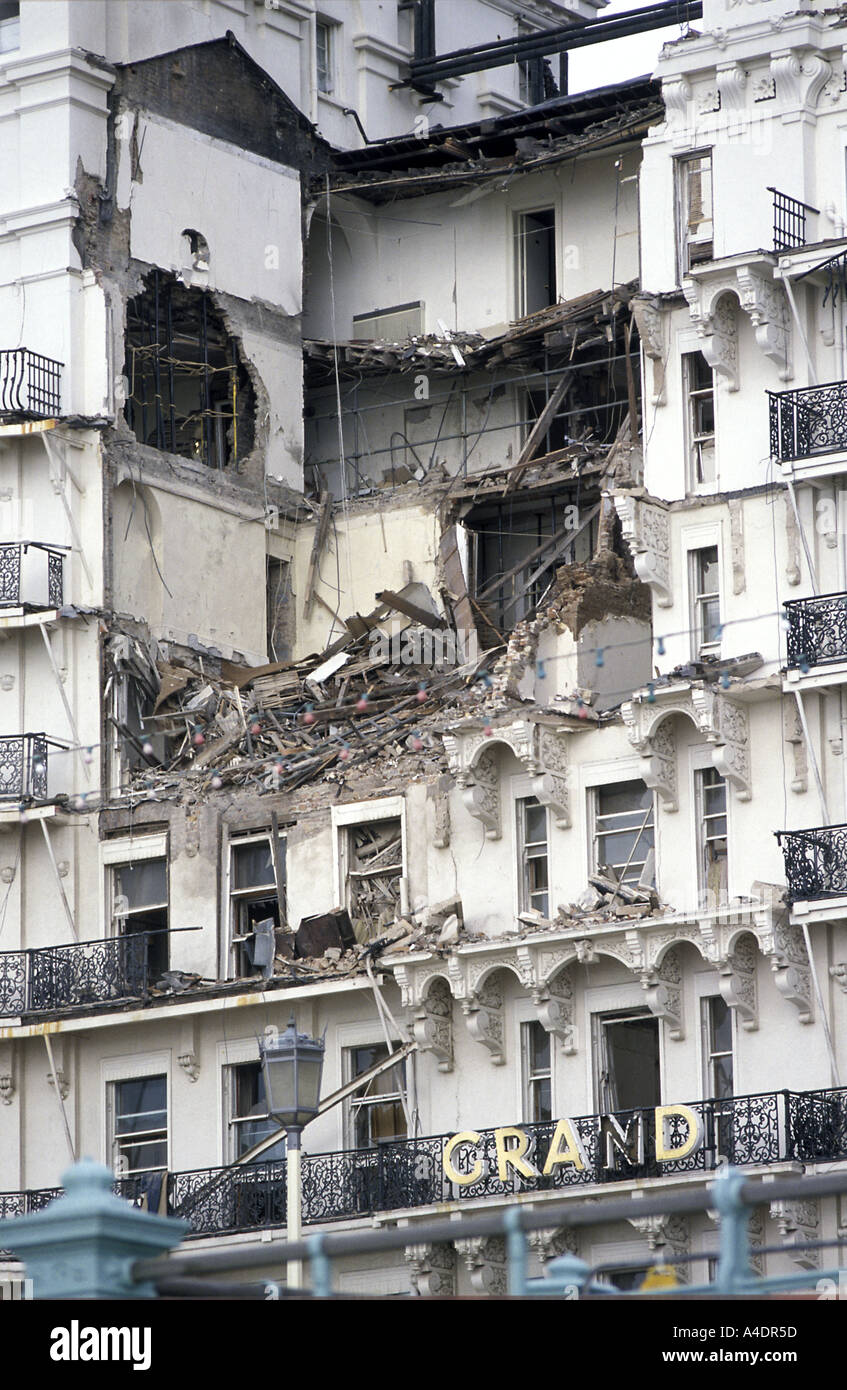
[768,186,819,252]
[769,381,847,464]
[776,823,847,902]
[0,931,166,1016]
[0,733,48,802]
[783,592,847,670]
[0,543,65,610]
[0,349,63,420]
[0,1087,829,1245]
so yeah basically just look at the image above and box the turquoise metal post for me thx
[503,1206,527,1296]
[2,1158,189,1299]
[712,1166,752,1297]
[308,1232,332,1298]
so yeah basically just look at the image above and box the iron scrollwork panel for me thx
[0,546,21,607]
[778,826,847,901]
[787,1088,847,1162]
[785,595,847,668]
[0,950,27,1015]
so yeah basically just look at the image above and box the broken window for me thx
[684,351,715,486]
[229,834,285,978]
[515,209,557,318]
[111,858,169,983]
[518,796,549,917]
[522,1020,552,1123]
[524,386,571,457]
[344,818,403,939]
[346,1043,407,1147]
[227,1061,286,1162]
[697,766,727,899]
[467,489,597,639]
[678,152,713,273]
[591,780,655,888]
[690,545,721,657]
[124,270,254,469]
[110,1074,167,1175]
[594,1010,660,1112]
[266,556,291,663]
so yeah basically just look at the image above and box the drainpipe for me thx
[43,1034,76,1164]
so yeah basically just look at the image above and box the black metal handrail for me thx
[0,349,63,419]
[0,733,48,802]
[2,1087,842,1244]
[769,380,847,463]
[0,543,65,610]
[0,930,166,1016]
[776,824,847,903]
[768,186,819,252]
[783,592,847,670]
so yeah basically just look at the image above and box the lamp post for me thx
[260,1015,325,1291]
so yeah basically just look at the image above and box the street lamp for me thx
[260,1016,325,1290]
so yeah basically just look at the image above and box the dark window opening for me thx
[466,488,598,640]
[112,1074,167,1175]
[516,209,556,317]
[112,858,169,982]
[596,1010,661,1113]
[230,837,285,978]
[229,1061,286,1161]
[347,1043,407,1147]
[124,270,255,469]
[267,556,291,662]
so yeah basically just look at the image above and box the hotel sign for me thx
[442,1105,702,1184]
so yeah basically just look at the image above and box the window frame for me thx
[683,350,716,489]
[315,16,335,96]
[102,1050,171,1176]
[689,543,722,659]
[514,206,557,319]
[101,832,170,976]
[224,1058,287,1164]
[332,796,407,935]
[701,993,735,1102]
[694,763,728,904]
[343,1041,408,1150]
[517,794,550,917]
[676,149,714,278]
[589,778,656,889]
[225,829,286,980]
[521,1019,553,1124]
[591,1006,662,1113]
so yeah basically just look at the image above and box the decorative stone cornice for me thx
[736,265,791,378]
[405,1242,456,1297]
[622,682,752,805]
[613,493,672,608]
[443,718,573,840]
[455,1236,507,1296]
[770,48,831,121]
[683,264,791,381]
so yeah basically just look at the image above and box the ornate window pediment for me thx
[621,681,752,808]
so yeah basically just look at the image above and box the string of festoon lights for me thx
[17,604,791,821]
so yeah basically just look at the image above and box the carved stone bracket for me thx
[529,1227,579,1265]
[716,61,748,115]
[406,1242,456,1297]
[783,700,808,795]
[455,1236,507,1296]
[613,493,672,608]
[829,962,847,993]
[463,978,505,1065]
[632,295,668,406]
[431,791,451,849]
[770,49,831,122]
[736,265,791,379]
[683,285,739,390]
[767,920,813,1023]
[719,934,759,1031]
[770,1199,821,1269]
[47,1069,70,1101]
[412,976,454,1072]
[629,1213,690,1268]
[0,1074,14,1105]
[622,684,751,806]
[179,1019,200,1082]
[533,966,577,1055]
[443,720,572,840]
[641,946,684,1040]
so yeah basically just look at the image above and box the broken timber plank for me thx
[302,490,333,620]
[375,590,447,629]
[504,373,572,494]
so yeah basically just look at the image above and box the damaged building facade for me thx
[2,0,847,1297]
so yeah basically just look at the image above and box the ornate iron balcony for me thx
[0,349,63,420]
[768,186,819,252]
[0,733,49,802]
[776,824,847,902]
[783,592,847,670]
[0,931,163,1016]
[769,381,847,463]
[0,543,65,610]
[2,1088,844,1246]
